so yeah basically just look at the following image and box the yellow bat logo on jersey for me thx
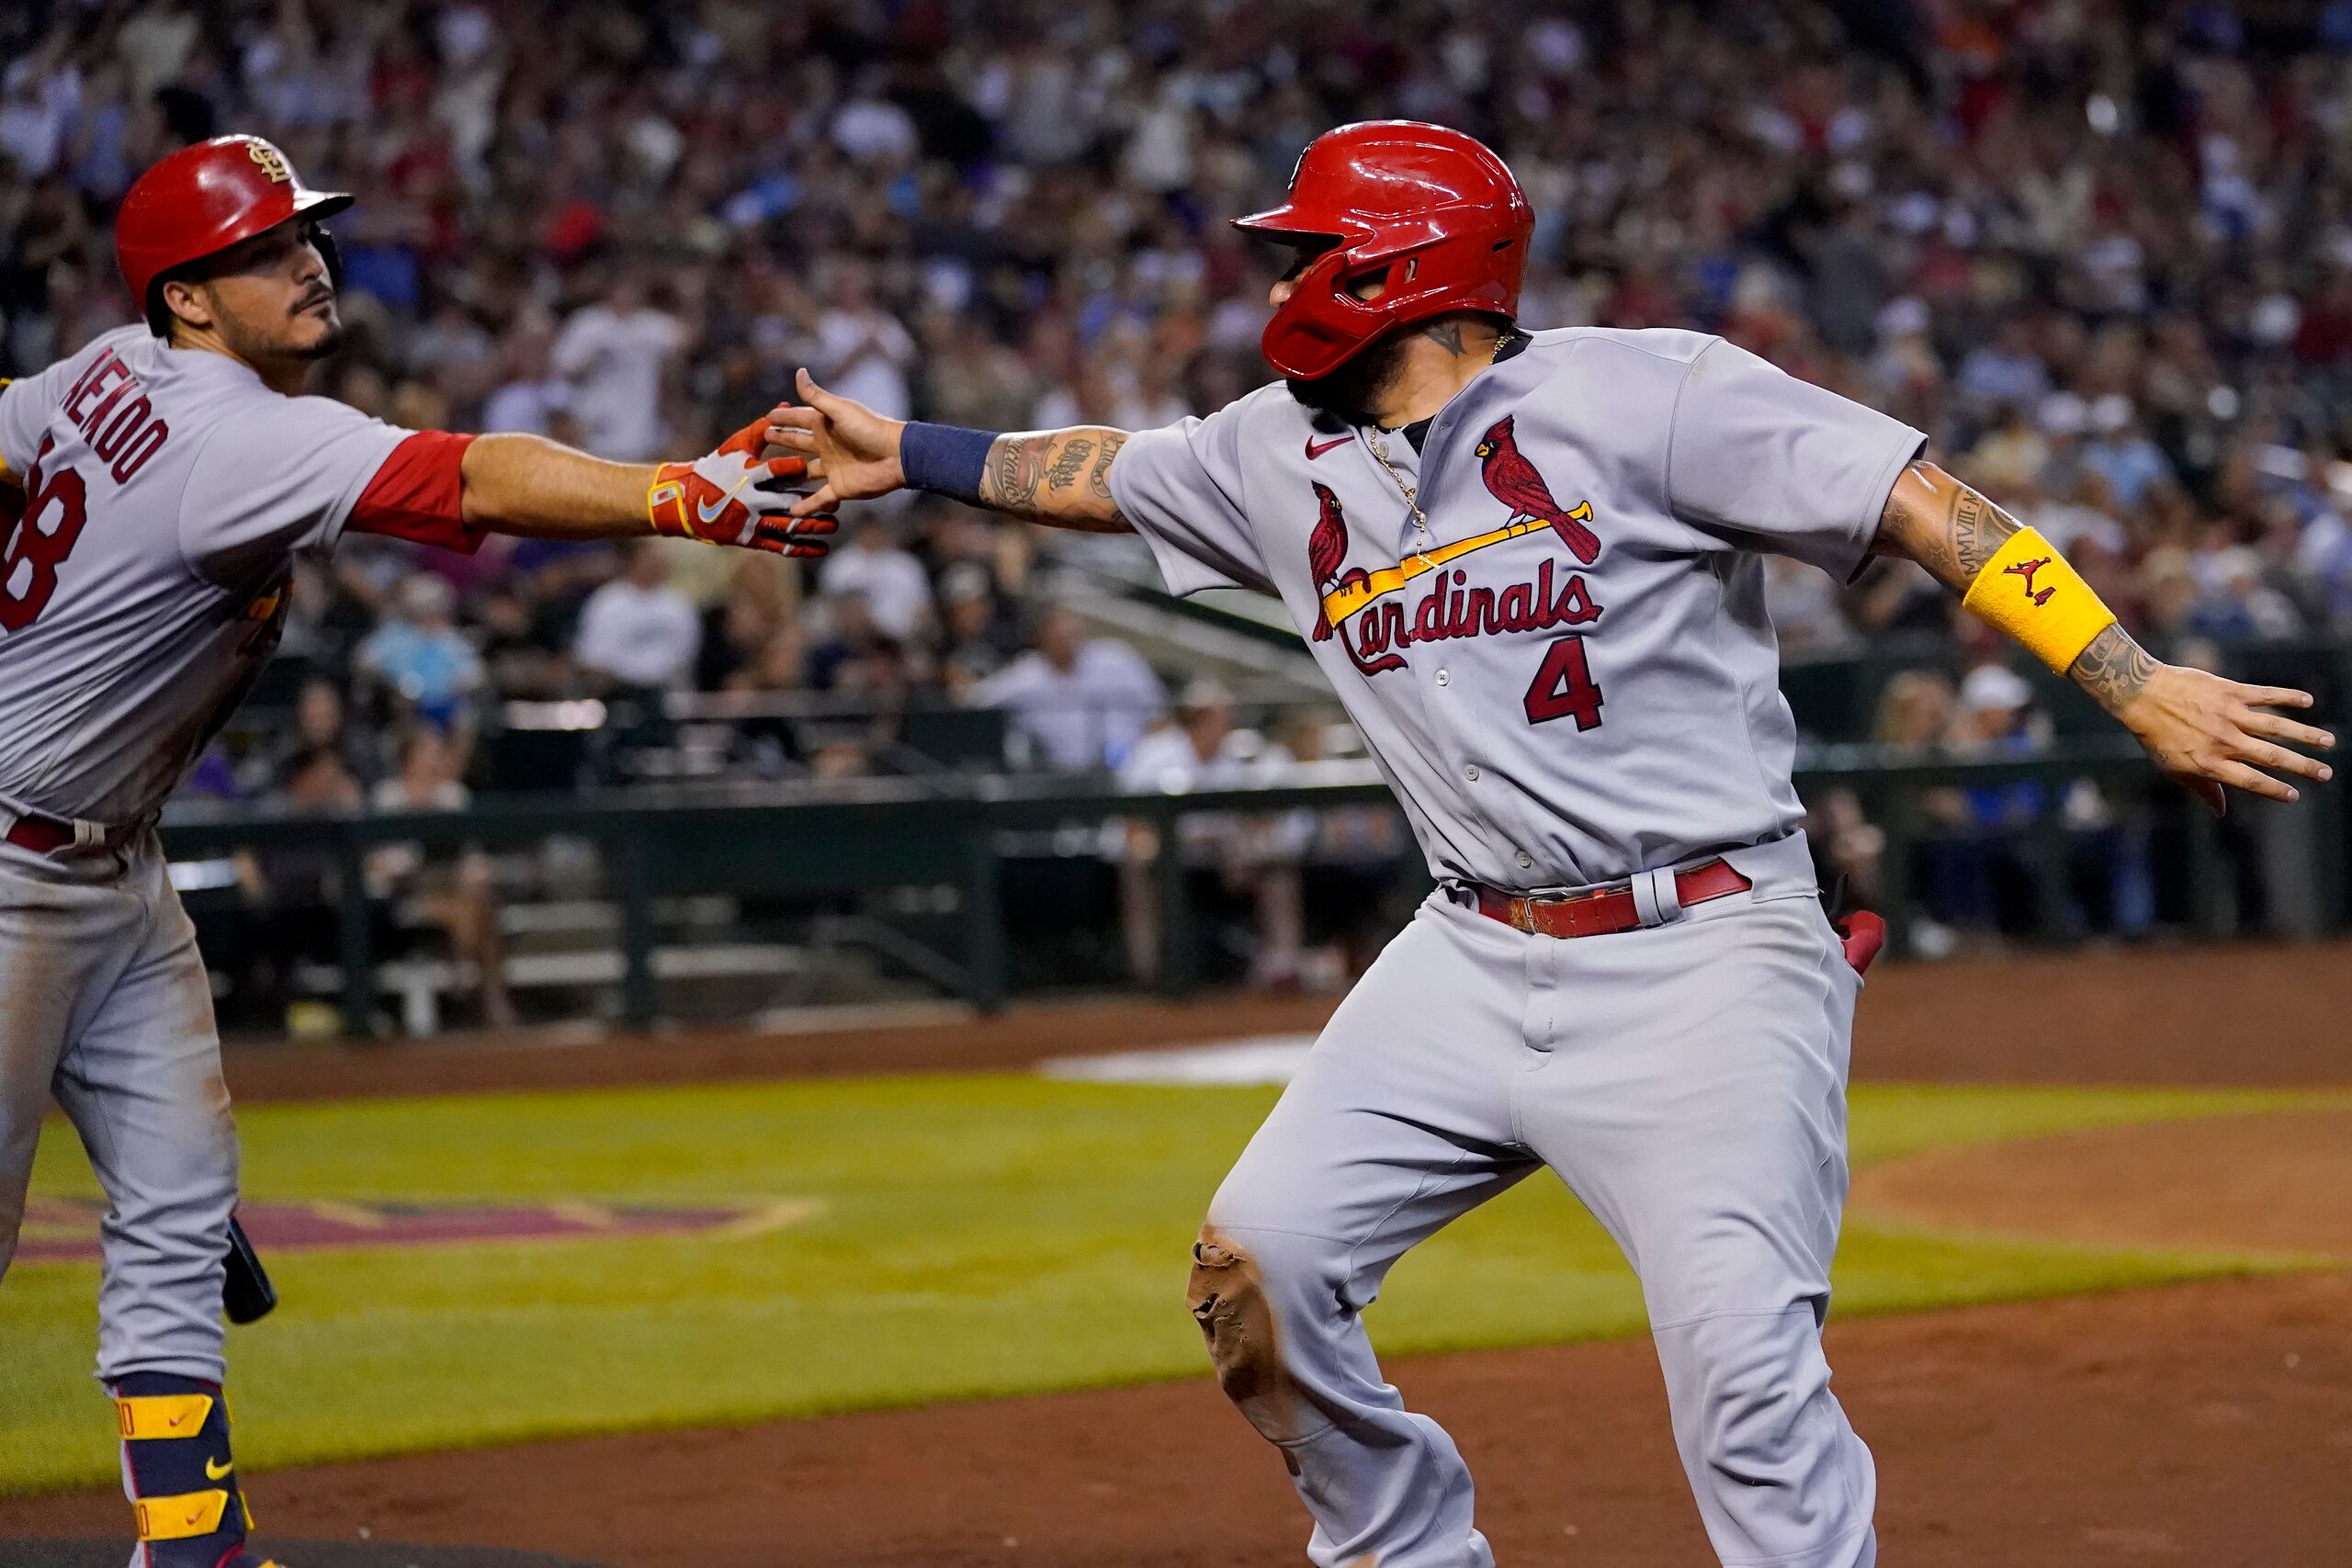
[1318,507,1592,631]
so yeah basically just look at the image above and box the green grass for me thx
[2,1076,2338,1495]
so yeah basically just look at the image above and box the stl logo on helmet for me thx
[1307,415,1607,688]
[245,141,292,184]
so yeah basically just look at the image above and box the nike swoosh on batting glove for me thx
[649,418,838,557]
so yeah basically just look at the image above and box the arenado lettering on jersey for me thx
[57,344,171,484]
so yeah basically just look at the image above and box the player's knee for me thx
[1184,1223,1324,1442]
[1668,1304,1841,1485]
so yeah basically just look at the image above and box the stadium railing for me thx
[162,739,2346,1036]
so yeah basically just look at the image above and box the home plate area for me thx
[11,1196,820,1265]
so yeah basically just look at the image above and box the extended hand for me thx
[763,369,908,517]
[649,415,837,557]
[2112,661,2335,814]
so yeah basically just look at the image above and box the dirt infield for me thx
[5,1272,2346,1566]
[1853,1107,2352,1262]
[216,937,2352,1105]
[6,941,2346,1564]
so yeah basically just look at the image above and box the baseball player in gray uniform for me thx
[775,121,2335,1566]
[0,135,831,1568]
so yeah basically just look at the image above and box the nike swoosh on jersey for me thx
[205,1457,234,1481]
[1305,434,1351,459]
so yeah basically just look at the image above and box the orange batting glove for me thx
[648,417,838,557]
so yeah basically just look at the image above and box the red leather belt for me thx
[4,810,132,856]
[1466,858,1752,939]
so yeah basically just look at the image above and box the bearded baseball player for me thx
[804,121,2330,1564]
[0,135,831,1568]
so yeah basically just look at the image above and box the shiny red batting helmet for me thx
[116,134,353,333]
[1235,121,1533,381]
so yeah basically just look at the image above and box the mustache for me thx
[291,284,336,314]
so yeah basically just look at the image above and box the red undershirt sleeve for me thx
[346,430,483,552]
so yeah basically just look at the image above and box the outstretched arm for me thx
[764,369,1135,533]
[1871,459,2335,812]
[453,422,834,557]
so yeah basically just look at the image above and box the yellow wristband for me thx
[1959,526,2118,674]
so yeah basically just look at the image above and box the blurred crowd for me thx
[6,0,2352,972]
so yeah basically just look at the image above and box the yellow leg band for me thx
[115,1393,214,1439]
[1960,525,2118,674]
[135,1489,230,1541]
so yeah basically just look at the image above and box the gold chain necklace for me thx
[1358,328,1520,559]
[1363,428,1436,558]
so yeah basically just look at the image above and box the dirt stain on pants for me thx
[1186,1225,1308,1463]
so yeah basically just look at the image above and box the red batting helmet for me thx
[1235,121,1533,381]
[116,134,353,333]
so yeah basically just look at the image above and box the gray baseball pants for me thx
[1188,835,1874,1567]
[0,830,236,1385]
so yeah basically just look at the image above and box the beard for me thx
[1284,327,1418,427]
[216,297,345,366]
[291,316,346,360]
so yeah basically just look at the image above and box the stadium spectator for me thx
[552,267,684,461]
[1116,680,1306,988]
[573,541,701,693]
[367,727,516,1029]
[974,605,1164,772]
[820,519,934,641]
[261,676,377,795]
[354,574,486,736]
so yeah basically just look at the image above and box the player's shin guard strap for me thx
[116,1393,215,1439]
[134,1490,231,1541]
[1961,526,2118,674]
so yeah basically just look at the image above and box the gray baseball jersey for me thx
[0,324,424,827]
[1109,327,1925,891]
[1116,328,1917,1568]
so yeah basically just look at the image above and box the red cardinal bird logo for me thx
[1306,481,1353,641]
[1476,416,1601,564]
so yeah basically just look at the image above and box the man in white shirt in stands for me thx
[812,262,917,422]
[1117,678,1306,987]
[972,604,1163,770]
[820,517,933,639]
[552,269,684,461]
[573,540,702,691]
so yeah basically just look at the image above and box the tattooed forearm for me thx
[1872,460,2022,593]
[1086,432,1125,502]
[1951,487,2003,577]
[978,426,1135,532]
[2068,623,2159,714]
[1046,437,1093,491]
[985,434,1054,511]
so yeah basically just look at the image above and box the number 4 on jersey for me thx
[1524,633,1604,729]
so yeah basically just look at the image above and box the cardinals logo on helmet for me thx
[1476,416,1601,563]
